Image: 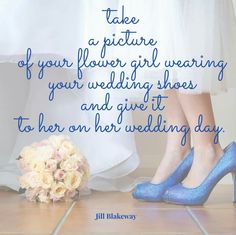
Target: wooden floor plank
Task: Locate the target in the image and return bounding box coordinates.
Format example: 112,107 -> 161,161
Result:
0,190 -> 72,234
0,185 -> 235,235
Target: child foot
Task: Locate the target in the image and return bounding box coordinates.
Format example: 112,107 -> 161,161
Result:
151,147 -> 191,184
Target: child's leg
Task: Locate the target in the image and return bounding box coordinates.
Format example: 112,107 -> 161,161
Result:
151,89 -> 191,183
177,92 -> 223,187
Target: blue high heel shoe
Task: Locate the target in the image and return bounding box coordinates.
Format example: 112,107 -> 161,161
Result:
132,150 -> 194,201
163,142 -> 236,205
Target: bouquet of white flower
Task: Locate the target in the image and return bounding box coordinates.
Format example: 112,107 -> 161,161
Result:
17,135 -> 90,203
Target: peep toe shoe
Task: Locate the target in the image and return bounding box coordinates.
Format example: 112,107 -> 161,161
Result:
132,150 -> 194,201
163,142 -> 236,205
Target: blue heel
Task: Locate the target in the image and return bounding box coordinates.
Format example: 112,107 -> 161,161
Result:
232,172 -> 236,203
163,142 -> 236,205
132,150 -> 194,202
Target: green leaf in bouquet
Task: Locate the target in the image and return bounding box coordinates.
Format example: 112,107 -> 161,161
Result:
16,155 -> 22,160
18,187 -> 26,194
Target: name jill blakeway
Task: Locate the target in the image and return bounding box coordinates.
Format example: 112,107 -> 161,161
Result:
95,212 -> 136,220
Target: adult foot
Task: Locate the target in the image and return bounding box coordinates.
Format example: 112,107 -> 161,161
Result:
182,143 -> 223,188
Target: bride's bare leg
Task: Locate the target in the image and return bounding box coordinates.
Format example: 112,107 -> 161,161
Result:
177,92 -> 223,187
151,90 -> 191,183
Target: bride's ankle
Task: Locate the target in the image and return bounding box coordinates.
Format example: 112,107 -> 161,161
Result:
194,143 -> 223,162
165,145 -> 191,160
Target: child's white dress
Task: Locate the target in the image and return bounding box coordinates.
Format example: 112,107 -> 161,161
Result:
0,0 -> 235,191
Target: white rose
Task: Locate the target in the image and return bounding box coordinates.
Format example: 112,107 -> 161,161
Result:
50,182 -> 66,201
71,153 -> 83,162
38,189 -> 50,203
25,187 -> 40,202
18,158 -> 31,173
19,171 -> 41,189
29,159 -> 45,172
65,190 -> 77,201
58,141 -> 76,157
40,172 -> 54,189
54,169 -> 66,181
35,145 -> 54,161
77,161 -> 90,188
19,174 -> 30,189
45,159 -> 58,172
20,146 -> 37,163
64,171 -> 82,190
48,135 -> 68,149
60,158 -> 78,171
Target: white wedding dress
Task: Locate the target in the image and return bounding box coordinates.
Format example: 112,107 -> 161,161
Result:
0,0 -> 235,192
0,0 -> 141,192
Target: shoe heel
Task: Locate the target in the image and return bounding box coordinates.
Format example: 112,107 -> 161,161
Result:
232,172 -> 236,203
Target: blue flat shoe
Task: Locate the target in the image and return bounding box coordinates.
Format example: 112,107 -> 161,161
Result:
132,149 -> 194,201
163,142 -> 236,205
